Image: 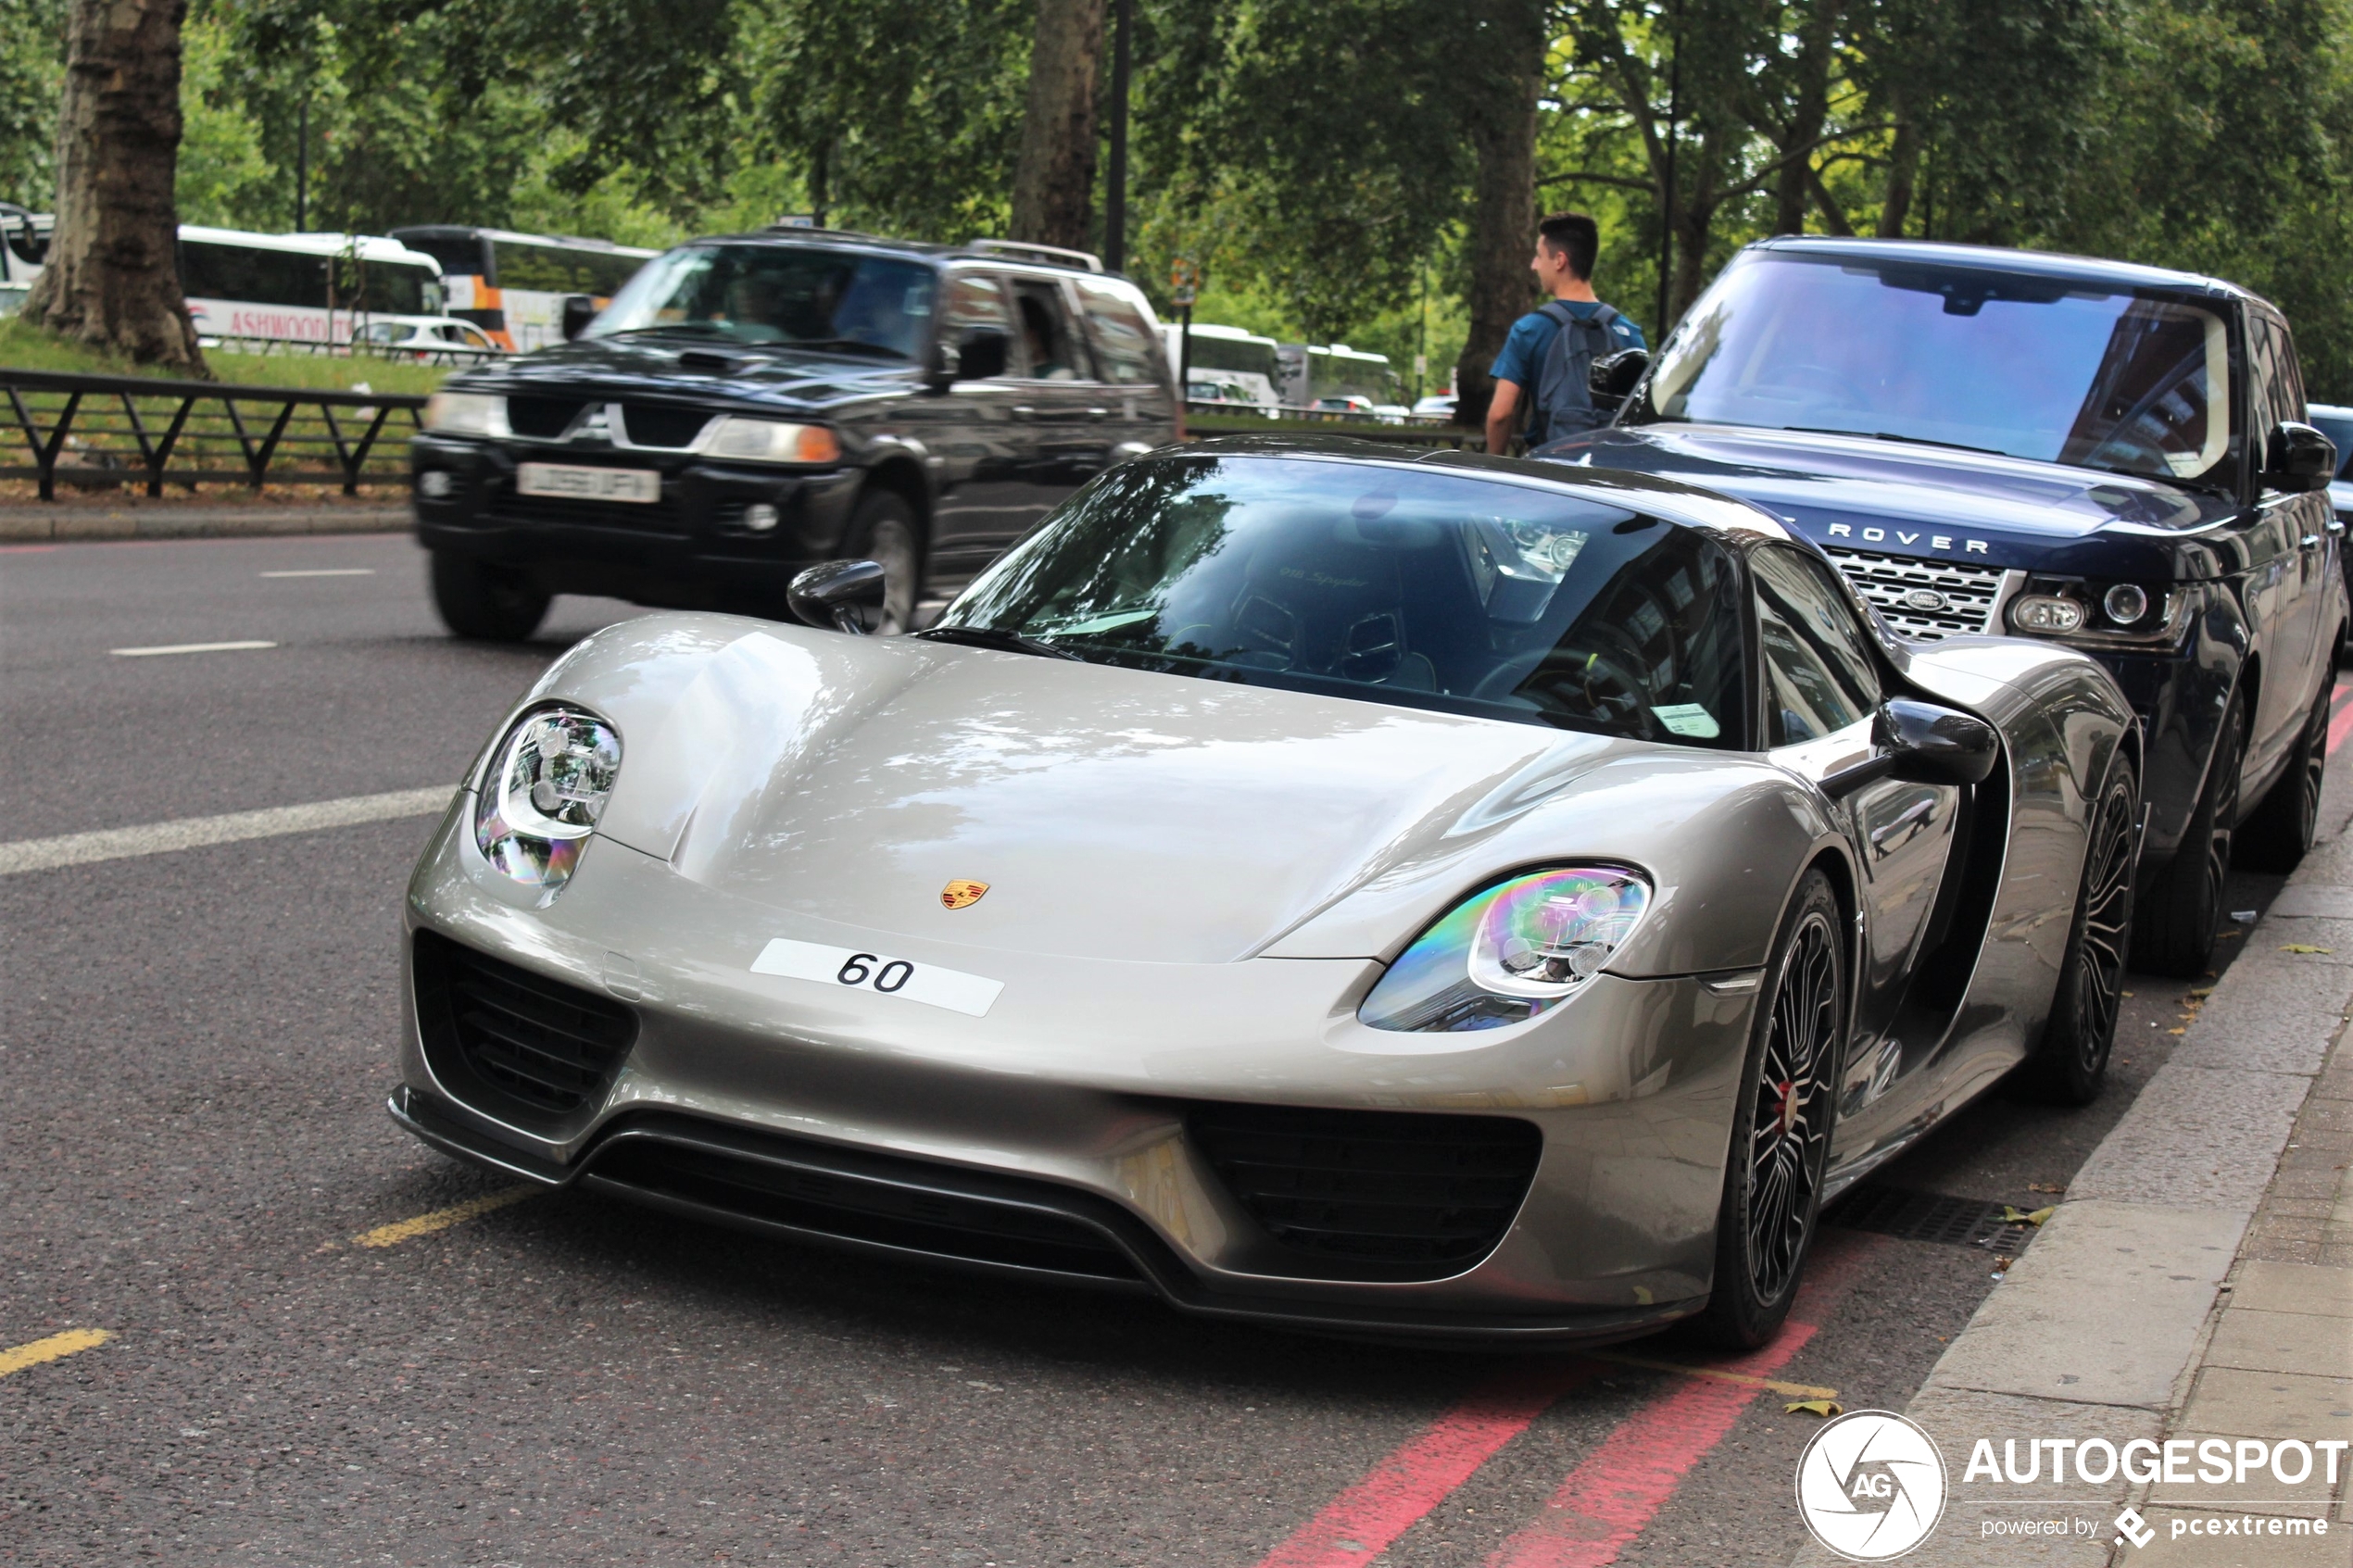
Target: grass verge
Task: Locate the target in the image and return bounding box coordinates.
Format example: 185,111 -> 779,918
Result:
0,317 -> 453,395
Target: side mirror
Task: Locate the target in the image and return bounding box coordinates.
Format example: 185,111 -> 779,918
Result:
1823,698 -> 1998,797
787,558 -> 887,634
2265,421 -> 2337,494
925,336 -> 963,392
560,295 -> 598,341
1588,347 -> 1650,412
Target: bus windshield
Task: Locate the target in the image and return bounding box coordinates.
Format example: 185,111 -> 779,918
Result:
1637,252 -> 2235,487
588,245 -> 935,358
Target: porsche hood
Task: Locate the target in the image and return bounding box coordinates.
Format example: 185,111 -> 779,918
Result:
534,618 -> 1826,972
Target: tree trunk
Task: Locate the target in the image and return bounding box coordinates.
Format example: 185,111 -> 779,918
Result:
1768,1 -> 1837,234
1451,1 -> 1546,433
1878,115 -> 1919,236
1009,0 -> 1107,253
29,0 -> 201,370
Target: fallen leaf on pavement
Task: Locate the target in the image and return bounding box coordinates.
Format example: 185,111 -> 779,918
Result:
2001,1205 -> 2057,1226
1786,1399 -> 1844,1419
2283,945 -> 2334,954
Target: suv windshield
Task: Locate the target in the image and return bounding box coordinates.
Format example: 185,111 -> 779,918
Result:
1636,252 -> 2235,486
935,454 -> 1748,747
587,244 -> 935,358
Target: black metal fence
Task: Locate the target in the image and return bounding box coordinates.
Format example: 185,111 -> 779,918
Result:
1,369 -> 427,500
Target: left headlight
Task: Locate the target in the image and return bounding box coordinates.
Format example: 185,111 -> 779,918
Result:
1359,866 -> 1651,1033
703,416 -> 842,465
472,706 -> 622,895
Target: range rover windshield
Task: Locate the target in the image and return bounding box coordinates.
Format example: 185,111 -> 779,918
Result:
1637,252 -> 2234,486
586,244 -> 934,358
932,455 -> 1748,747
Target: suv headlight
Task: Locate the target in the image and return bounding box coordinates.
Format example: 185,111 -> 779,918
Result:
422,391 -> 510,437
704,417 -> 842,464
2006,577 -> 2186,646
472,706 -> 622,895
1359,867 -> 1651,1033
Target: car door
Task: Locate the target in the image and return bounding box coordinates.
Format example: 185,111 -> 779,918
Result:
2265,313 -> 2335,719
2239,310 -> 2323,779
905,269 -> 1037,590
1754,547 -> 1962,1078
1070,274 -> 1180,461
1005,273 -> 1114,523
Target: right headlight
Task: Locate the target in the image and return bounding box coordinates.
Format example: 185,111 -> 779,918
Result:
472,706 -> 622,896
703,416 -> 841,465
1359,866 -> 1651,1033
422,391 -> 510,437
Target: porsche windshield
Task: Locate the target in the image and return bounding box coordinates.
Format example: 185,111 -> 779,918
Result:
1639,253 -> 2234,485
586,244 -> 934,358
936,455 -> 1749,747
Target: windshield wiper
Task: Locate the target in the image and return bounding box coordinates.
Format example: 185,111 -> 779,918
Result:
1785,426 -> 2008,457
914,625 -> 1082,660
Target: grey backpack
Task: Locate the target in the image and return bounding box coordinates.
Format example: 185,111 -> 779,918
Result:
1530,301 -> 1622,445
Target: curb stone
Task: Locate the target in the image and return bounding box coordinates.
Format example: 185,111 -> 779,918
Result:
1792,786 -> 2353,1567
0,505 -> 409,543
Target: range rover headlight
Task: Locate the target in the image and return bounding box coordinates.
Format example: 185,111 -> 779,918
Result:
472,706 -> 621,894
704,417 -> 842,465
422,391 -> 510,437
1359,867 -> 1651,1033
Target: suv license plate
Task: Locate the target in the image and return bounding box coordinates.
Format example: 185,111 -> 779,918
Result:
516,463 -> 661,505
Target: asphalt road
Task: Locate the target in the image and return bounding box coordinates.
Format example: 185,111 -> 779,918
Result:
0,530 -> 2333,1567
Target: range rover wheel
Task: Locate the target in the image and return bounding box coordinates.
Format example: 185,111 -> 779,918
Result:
2132,684 -> 2243,978
430,551 -> 549,642
2019,753 -> 2138,1104
1695,868 -> 1843,1350
844,490 -> 922,635
2237,678 -> 2334,872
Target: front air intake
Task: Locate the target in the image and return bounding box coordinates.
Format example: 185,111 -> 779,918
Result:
1188,1104 -> 1541,1274
411,931 -> 635,1129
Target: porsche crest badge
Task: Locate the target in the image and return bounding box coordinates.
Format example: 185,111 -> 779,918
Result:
940,879 -> 989,911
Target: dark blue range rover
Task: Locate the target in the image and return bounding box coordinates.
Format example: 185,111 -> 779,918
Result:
1543,237 -> 2346,977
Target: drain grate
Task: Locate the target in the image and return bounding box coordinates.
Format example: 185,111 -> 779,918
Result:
1823,1185 -> 2038,1249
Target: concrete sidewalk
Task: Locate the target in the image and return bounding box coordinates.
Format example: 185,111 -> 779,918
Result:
0,500 -> 407,543
1795,797 -> 2353,1565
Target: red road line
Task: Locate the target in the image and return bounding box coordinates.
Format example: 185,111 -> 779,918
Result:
2330,682 -> 2353,757
1481,1234 -> 1877,1568
1252,1361 -> 1603,1568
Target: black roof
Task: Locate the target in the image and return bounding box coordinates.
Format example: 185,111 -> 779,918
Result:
1747,235 -> 2254,303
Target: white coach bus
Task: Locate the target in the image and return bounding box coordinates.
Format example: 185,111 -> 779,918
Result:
389,226 -> 657,351
178,227 -> 445,345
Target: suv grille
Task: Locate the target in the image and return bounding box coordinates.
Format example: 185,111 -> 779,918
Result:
507,396 -> 587,440
1189,1104 -> 1541,1273
617,404 -> 714,449
412,932 -> 636,1125
1824,547 -> 2007,641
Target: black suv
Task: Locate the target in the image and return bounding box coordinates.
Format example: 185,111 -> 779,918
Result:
409,232 -> 1179,636
1546,237 -> 2347,977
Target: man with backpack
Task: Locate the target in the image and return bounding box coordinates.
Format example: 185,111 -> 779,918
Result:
1483,211 -> 1647,456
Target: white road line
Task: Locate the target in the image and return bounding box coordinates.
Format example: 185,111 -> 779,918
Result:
0,787 -> 457,876
109,640 -> 279,658
261,569 -> 375,579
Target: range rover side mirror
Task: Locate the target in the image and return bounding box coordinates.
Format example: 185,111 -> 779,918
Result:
787,558 -> 887,634
2265,421 -> 2337,494
1822,698 -> 1998,798
560,295 -> 598,341
1588,347 -> 1650,412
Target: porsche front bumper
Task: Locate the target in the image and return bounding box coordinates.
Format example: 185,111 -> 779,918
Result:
394,797 -> 1764,1342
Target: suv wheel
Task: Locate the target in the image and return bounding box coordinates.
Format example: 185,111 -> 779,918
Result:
2018,753 -> 2138,1104
2238,677 -> 2334,872
430,551 -> 549,642
2132,684 -> 2244,978
843,491 -> 923,635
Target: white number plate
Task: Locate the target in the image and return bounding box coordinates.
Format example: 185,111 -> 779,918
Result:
517,462 -> 661,504
751,938 -> 1003,1019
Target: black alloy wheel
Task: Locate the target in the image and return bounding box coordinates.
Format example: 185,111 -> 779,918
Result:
2132,685 -> 2244,978
1697,869 -> 1844,1349
2019,754 -> 2139,1104
2238,677 -> 2335,872
429,550 -> 551,643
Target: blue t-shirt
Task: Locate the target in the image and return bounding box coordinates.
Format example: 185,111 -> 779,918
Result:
1490,301 -> 1646,408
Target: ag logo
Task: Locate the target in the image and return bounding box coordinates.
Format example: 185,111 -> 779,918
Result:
1795,1410 -> 1947,1561
940,879 -> 989,911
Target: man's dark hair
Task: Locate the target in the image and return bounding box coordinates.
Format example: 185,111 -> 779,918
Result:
1538,211 -> 1600,281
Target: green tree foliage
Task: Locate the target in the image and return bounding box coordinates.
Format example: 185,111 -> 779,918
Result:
0,0 -> 67,207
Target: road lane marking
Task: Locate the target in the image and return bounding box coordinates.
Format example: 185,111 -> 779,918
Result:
352,1186 -> 539,1248
1253,1362 -> 1602,1568
109,640 -> 278,658
1583,1348 -> 1839,1400
0,1327 -> 113,1379
261,569 -> 375,578
0,786 -> 456,876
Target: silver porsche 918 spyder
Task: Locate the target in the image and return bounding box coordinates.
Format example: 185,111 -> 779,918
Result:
392,438 -> 2140,1348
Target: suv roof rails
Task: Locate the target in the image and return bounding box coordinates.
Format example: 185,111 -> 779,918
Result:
764,221 -> 879,240
963,238 -> 1103,272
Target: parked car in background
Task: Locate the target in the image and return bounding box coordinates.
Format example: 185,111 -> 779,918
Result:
352,315 -> 503,365
409,231 -> 1178,641
1412,393 -> 1458,420
2304,401 -> 2353,657
0,204 -> 48,316
1541,237 -> 2347,978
